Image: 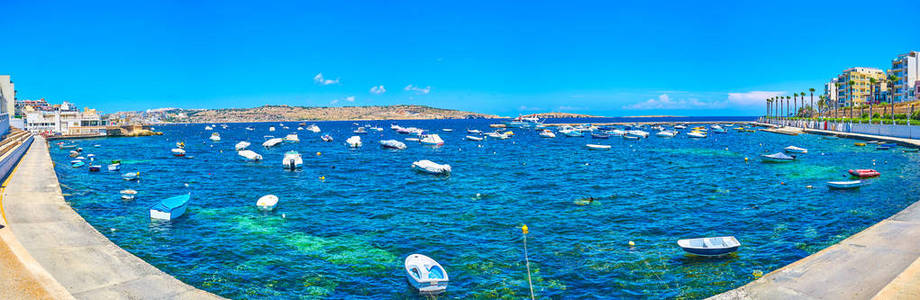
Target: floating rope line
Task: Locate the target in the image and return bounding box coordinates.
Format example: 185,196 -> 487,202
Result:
522,224 -> 535,300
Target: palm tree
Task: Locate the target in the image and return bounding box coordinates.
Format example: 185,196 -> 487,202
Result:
818,95 -> 827,118
793,93 -> 798,118
800,92 -> 807,117
809,88 -> 816,118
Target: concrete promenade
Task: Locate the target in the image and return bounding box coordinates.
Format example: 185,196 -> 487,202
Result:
0,137 -> 221,299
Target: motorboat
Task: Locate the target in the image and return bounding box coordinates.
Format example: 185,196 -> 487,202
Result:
411,160 -> 451,175
245,126 -> 255,131
150,193 -> 191,221
761,152 -> 796,163
209,132 -> 221,141
269,126 -> 276,132
256,194 -> 278,211
380,139 -> 407,150
284,134 -> 300,142
677,236 -> 741,256
848,169 -> 880,178
420,134 -> 445,146
623,135 -> 640,140
441,128 -> 453,132
122,172 -> 140,181
560,130 -> 583,137
321,134 -> 333,142
370,126 -> 383,131
539,130 -> 556,138
656,131 -> 677,137
346,136 -> 362,147
204,125 -> 213,130
235,141 -> 251,151
69,150 -> 79,157
282,151 -> 303,169
828,180 -> 865,189
591,133 -> 610,139
608,129 -> 627,136
120,189 -> 137,200
262,138 -> 283,148
88,165 -> 101,172
171,148 -> 186,157
107,164 -> 120,171
465,135 -> 484,141
297,127 -> 304,131
674,124 -> 687,129
627,130 -> 649,138
688,131 -> 707,138
586,144 -> 611,150
467,129 -> 481,134
354,127 -> 368,134
391,124 -> 402,130
406,137 -> 421,142
784,146 -> 808,154
405,254 -> 449,295
238,150 -> 263,161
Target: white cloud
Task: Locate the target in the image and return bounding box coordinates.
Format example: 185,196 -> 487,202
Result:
313,73 -> 340,85
345,96 -> 355,102
405,84 -> 431,95
330,99 -> 339,104
624,91 -> 784,110
518,105 -> 543,111
558,106 -> 583,111
369,85 -> 386,94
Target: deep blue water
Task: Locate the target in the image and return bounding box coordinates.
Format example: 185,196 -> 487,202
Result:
51,118 -> 920,299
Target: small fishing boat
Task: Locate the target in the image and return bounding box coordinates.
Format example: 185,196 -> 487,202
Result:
467,129 -> 481,134
441,128 -> 453,132
171,148 -> 186,157
238,150 -> 263,161
784,146 -> 808,154
591,133 -> 610,139
284,134 -> 300,142
122,172 -> 140,181
71,161 -> 85,168
321,134 -> 333,142
411,160 -> 451,175
256,194 -> 278,211
176,141 -> 185,149
761,152 -> 796,163
209,132 -> 221,141
828,180 -> 864,189
262,138 -> 283,148
586,144 -> 611,150
465,135 -> 484,141
420,134 -> 445,146
108,164 -> 120,171
848,169 -> 880,178
380,139 -> 407,150
282,151 -> 303,169
656,131 -> 677,137
235,141 -> 251,150
687,131 -> 707,138
346,136 -> 362,147
120,189 -> 137,200
88,165 -> 101,172
405,254 -> 449,295
150,193 -> 191,221
677,236 -> 741,256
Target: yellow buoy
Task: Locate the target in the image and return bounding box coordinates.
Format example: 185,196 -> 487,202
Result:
744,157 -> 749,162
752,270 -> 764,278
316,152 -> 322,156
521,224 -> 529,235
319,176 -> 325,181
854,142 -> 866,146
628,241 -> 635,247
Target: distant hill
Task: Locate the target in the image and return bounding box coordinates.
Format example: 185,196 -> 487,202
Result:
521,112 -> 605,119
136,105 -> 501,123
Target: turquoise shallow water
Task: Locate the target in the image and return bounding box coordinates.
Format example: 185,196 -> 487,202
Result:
52,119 -> 920,298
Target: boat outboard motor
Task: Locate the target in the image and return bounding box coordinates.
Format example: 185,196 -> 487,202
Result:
289,160 -> 295,170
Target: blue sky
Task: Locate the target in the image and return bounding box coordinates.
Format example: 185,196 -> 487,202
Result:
2,0 -> 918,116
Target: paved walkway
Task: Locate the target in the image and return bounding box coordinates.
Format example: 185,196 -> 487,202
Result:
1,137 -> 221,299
802,127 -> 920,147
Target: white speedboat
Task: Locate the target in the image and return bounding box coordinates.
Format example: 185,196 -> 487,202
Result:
405,254 -> 449,295
262,138 -> 283,148
420,134 -> 445,146
441,128 -> 453,132
561,130 -> 583,137
784,146 -> 808,154
209,132 -> 221,141
467,129 -> 481,134
282,151 -> 303,169
687,131 -> 707,138
465,135 -> 484,141
238,150 -> 263,161
354,127 -> 368,134
827,180 -> 864,189
411,160 -> 451,175
306,124 -> 321,133
346,136 -> 362,147
380,139 -> 407,150
539,130 -> 556,138
171,148 -> 186,157
284,134 -> 300,142
627,130 -> 649,138
256,194 -> 278,211
656,131 -> 677,137
150,193 -> 190,221
674,124 -> 687,129
761,152 -> 796,163
586,144 -> 611,150
120,189 -> 137,200
122,172 -> 140,181
235,141 -> 251,151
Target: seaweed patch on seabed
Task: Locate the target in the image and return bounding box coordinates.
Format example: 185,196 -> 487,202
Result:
457,255 -> 567,298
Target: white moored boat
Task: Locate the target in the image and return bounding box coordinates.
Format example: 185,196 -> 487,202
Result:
209,132 -> 221,141
467,129 -> 481,134
238,150 -> 263,161
586,144 -> 611,150
235,141 -> 251,150
120,189 -> 137,200
256,194 -> 278,211
171,148 -> 186,157
149,193 -> 191,221
761,152 -> 796,163
411,160 -> 451,175
306,124 -> 321,133
827,180 -> 864,189
405,254 -> 449,295
784,146 -> 808,154
269,126 -> 276,132
656,131 -> 677,137
346,136 -> 362,148
284,134 -> 300,142
539,130 -> 556,138
380,140 -> 407,150
627,130 -> 649,138
262,138 -> 283,148
420,134 -> 445,146
688,131 -> 707,138
282,151 -> 303,169
465,135 -> 483,141
677,236 -> 741,256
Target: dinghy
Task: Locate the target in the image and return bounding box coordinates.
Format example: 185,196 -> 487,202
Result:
71,161 -> 85,168
256,194 -> 278,211
761,152 -> 796,163
346,136 -> 362,147
284,134 -> 300,142
120,189 -> 137,200
235,141 -> 251,150
591,133 -> 610,139
677,236 -> 741,256
586,144 -> 611,150
441,128 -> 453,132
848,169 -> 880,178
262,138 -> 283,148
107,164 -> 120,171
282,151 -> 303,170
238,150 -> 263,161
420,134 -> 445,146
150,193 -> 191,221
539,130 -> 556,138
827,180 -> 864,189
467,129 -> 481,134
405,254 -> 449,295
209,132 -> 221,141
465,135 -> 484,141
122,172 -> 140,181
171,148 -> 186,157
411,160 -> 451,175
784,146 -> 808,154
380,139 -> 407,150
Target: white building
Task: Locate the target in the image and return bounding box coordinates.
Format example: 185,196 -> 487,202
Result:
891,51 -> 919,102
23,107 -> 105,136
0,75 -> 14,117
824,78 -> 838,105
